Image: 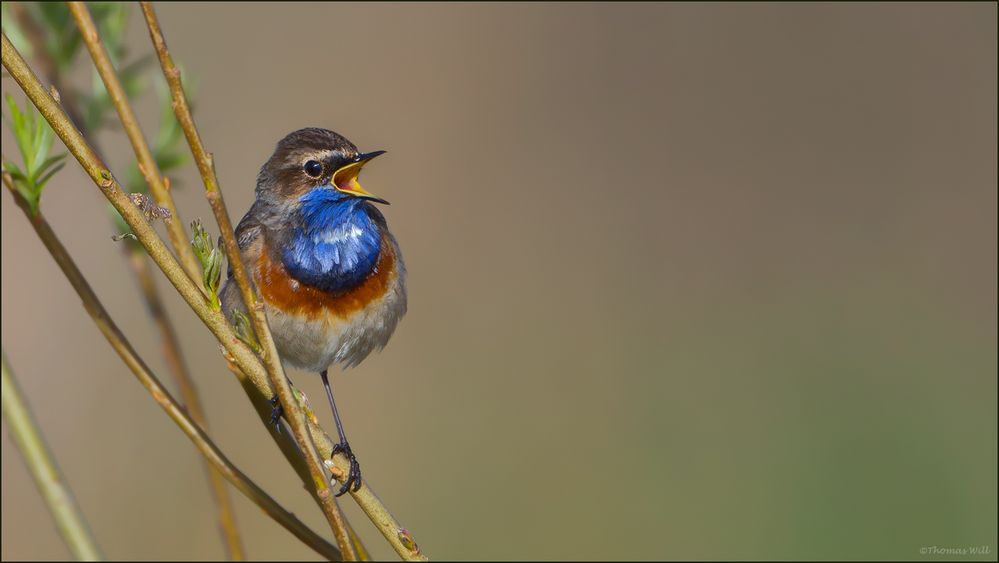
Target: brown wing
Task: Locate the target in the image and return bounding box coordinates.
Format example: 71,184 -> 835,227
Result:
220,200 -> 267,320
226,200 -> 265,279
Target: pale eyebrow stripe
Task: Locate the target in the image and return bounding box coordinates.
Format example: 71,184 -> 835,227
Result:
291,149 -> 335,167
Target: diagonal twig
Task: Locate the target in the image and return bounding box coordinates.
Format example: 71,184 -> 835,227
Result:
124,249 -> 246,560
12,4 -> 242,556
2,28 -> 425,562
1,350 -> 104,561
64,3 -> 245,558
138,2 -> 360,559
1,158 -> 342,562
65,1 -> 202,286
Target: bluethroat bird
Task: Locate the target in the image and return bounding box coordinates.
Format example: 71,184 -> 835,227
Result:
220,128 -> 407,496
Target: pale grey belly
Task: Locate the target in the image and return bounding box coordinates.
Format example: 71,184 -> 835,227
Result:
265,271 -> 407,372
220,236 -> 407,373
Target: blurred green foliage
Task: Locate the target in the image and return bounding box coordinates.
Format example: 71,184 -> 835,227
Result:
2,94 -> 66,215
1,2 -> 194,232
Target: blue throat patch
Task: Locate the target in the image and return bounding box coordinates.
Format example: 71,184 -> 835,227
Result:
282,187 -> 383,293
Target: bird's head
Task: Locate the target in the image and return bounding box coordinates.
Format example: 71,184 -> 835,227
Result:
256,127 -> 388,209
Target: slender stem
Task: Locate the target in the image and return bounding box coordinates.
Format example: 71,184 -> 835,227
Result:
65,3 -> 245,558
8,2 -> 86,131
222,362 -> 371,562
138,3 -> 358,559
3,29 -> 265,441
347,522 -> 372,562
1,351 -> 104,561
0,165 -> 342,562
124,249 -> 246,560
66,1 -> 203,287
309,413 -> 428,561
10,10 -> 242,555
2,30 -> 425,562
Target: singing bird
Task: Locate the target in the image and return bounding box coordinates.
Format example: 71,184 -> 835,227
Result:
220,128 -> 407,495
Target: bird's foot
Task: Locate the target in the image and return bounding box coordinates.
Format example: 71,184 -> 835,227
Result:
331,441 -> 362,496
268,395 -> 283,428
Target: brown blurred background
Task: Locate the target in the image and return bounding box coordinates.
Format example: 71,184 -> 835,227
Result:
2,2 -> 996,560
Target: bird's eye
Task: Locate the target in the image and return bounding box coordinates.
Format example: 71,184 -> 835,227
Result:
304,160 -> 323,178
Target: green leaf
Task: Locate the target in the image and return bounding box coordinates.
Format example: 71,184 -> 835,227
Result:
35,161 -> 66,191
17,184 -> 41,215
191,219 -> 213,265
3,161 -> 25,180
232,311 -> 260,352
204,248 -> 222,297
32,116 -> 52,172
2,96 -> 66,214
5,93 -> 23,125
189,220 -> 223,309
5,95 -> 31,165
37,153 -> 67,173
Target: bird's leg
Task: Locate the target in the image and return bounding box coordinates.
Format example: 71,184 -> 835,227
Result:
268,394 -> 284,428
321,369 -> 361,496
268,374 -> 302,432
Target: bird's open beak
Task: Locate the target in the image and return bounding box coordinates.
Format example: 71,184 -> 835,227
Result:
332,150 -> 389,204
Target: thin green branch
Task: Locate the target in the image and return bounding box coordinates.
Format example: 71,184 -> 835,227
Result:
0,159 -> 341,562
1,351 -> 104,561
139,5 -> 426,558
7,2 -> 86,131
64,3 -> 244,558
2,29 -> 265,437
3,27 -> 425,562
124,249 -> 246,560
66,1 -> 202,287
219,361 -> 372,562
4,11 -> 239,556
138,2 -> 358,558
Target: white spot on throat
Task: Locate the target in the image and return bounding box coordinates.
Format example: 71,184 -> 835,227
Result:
313,224 -> 365,245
